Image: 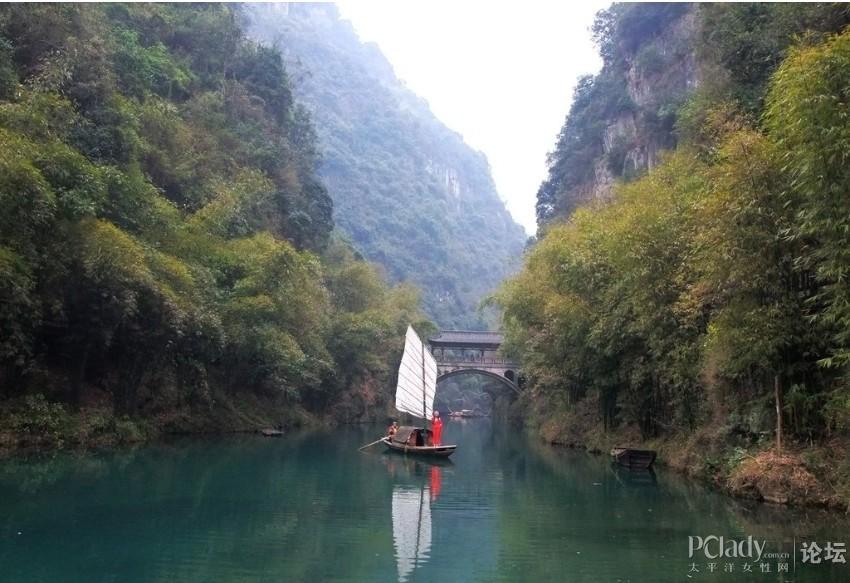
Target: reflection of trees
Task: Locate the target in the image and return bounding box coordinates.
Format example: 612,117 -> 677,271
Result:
0,433 -> 398,582
4,426 -> 847,582
0,450 -> 111,496
434,375 -> 495,415
493,441 -> 850,582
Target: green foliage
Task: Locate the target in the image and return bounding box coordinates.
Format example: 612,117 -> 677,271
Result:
0,247 -> 37,366
321,238 -> 434,414
593,3 -> 691,67
502,85 -> 843,439
112,27 -> 194,100
523,3 -> 850,445
8,394 -> 68,441
0,37 -> 16,100
767,30 -> 850,368
0,4 -> 431,425
113,416 -> 144,442
699,3 -> 850,114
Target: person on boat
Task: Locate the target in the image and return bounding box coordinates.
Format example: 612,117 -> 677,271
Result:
431,411 -> 443,446
387,421 -> 399,438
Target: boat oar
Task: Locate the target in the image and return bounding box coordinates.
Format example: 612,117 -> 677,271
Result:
358,437 -> 387,451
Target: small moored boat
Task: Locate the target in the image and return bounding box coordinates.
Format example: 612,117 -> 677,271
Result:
610,447 -> 656,469
448,409 -> 482,418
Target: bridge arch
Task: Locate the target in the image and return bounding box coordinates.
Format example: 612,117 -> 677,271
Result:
428,330 -> 521,396
436,368 -> 519,394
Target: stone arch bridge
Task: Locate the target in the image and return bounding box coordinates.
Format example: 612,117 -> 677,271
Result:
428,330 -> 520,394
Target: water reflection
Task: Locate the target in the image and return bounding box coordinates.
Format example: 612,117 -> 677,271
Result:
0,422 -> 847,582
382,452 -> 446,581
609,464 -> 658,488
392,485 -> 431,581
430,465 -> 442,501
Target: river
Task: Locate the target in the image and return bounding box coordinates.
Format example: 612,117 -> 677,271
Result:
0,419 -> 847,582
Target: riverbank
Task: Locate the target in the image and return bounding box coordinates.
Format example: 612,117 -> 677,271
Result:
0,391 -> 323,455
0,376 -> 399,455
514,392 -> 850,513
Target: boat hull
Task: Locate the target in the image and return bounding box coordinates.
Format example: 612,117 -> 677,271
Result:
611,447 -> 656,469
383,437 -> 456,457
448,409 -> 484,418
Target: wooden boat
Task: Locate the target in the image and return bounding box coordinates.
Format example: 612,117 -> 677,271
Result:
448,409 -> 482,418
385,326 -> 457,458
610,447 -> 656,469
383,426 -> 456,457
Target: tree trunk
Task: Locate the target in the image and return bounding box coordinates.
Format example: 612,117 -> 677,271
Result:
774,374 -> 783,452
72,341 -> 92,405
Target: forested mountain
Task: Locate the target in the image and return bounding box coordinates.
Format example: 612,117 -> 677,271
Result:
246,3 -> 527,329
501,3 -> 850,508
0,4 -> 432,447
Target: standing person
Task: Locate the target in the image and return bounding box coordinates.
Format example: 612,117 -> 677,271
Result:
431,411 -> 443,446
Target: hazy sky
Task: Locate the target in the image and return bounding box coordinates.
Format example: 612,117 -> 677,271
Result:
335,0 -> 609,234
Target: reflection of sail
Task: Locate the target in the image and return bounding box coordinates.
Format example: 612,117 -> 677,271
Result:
392,485 -> 432,582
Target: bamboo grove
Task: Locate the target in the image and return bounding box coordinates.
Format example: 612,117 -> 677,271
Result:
499,10 -> 850,447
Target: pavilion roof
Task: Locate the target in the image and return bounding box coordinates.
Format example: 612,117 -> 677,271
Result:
428,330 -> 504,346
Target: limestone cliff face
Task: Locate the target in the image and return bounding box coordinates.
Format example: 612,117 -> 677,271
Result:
585,8 -> 700,204
539,5 -> 701,222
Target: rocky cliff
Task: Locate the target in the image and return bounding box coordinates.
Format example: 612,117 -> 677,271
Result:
537,4 -> 699,222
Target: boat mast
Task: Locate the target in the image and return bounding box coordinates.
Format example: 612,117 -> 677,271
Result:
420,337 -> 428,429
414,483 -> 426,575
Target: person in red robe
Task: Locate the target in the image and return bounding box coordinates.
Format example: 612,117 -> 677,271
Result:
431,411 -> 443,445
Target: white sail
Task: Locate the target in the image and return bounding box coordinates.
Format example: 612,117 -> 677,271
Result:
395,325 -> 437,420
392,485 -> 432,582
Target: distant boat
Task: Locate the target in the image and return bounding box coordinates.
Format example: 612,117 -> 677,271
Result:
383,326 -> 457,458
448,409 -> 483,418
610,447 -> 656,469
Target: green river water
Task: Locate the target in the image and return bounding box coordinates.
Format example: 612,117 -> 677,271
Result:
0,419 -> 848,582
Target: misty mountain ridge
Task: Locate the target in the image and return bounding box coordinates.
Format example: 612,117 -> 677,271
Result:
247,2 -> 527,329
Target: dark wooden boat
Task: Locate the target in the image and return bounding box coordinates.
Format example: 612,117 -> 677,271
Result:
383,426 -> 456,458
448,409 -> 483,418
610,447 -> 656,469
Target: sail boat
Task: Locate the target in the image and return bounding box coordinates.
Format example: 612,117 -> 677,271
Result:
383,326 -> 457,457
